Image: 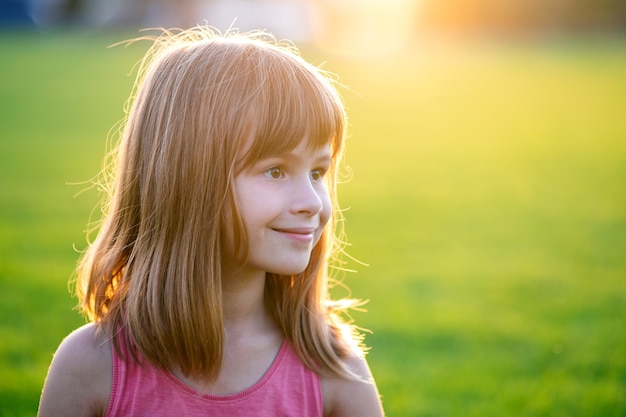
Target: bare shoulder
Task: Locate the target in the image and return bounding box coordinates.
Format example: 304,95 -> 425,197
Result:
38,323 -> 112,417
322,355 -> 385,417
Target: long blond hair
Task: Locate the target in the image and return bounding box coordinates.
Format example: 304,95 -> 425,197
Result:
76,27 -> 362,384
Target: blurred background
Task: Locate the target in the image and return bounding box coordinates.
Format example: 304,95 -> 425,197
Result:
1,1 -> 625,416
2,0 -> 626,50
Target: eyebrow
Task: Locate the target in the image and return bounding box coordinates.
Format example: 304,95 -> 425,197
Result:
238,145 -> 333,174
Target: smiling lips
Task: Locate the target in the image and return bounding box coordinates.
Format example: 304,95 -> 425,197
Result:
272,227 -> 317,242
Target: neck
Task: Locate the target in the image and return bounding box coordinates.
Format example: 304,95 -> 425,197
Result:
221,268 -> 274,339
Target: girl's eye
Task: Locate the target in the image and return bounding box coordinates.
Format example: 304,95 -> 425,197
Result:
310,169 -> 326,182
264,167 -> 283,179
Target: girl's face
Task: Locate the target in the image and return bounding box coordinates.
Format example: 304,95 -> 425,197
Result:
233,141 -> 332,277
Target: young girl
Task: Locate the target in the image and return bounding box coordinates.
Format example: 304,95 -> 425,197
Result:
38,27 -> 384,417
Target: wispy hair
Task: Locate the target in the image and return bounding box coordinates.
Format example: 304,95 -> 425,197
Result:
76,26 -> 364,385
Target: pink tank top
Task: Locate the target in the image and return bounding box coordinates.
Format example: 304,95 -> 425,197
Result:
106,336 -> 323,416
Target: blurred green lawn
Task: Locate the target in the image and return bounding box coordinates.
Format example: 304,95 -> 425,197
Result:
1,31 -> 625,416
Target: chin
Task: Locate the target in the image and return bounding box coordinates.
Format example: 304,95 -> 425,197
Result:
270,261 -> 311,276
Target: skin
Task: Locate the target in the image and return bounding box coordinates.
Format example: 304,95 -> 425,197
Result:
38,143 -> 384,417
233,142 -> 333,277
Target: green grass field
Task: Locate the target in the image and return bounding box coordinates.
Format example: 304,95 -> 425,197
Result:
1,30 -> 625,416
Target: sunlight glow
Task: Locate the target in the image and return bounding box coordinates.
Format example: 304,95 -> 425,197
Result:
310,0 -> 419,56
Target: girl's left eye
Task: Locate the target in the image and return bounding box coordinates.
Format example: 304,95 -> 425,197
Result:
310,169 -> 326,182
264,167 -> 284,179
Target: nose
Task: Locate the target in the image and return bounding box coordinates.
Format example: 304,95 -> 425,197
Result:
290,177 -> 324,215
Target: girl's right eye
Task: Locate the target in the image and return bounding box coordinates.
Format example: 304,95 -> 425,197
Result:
264,167 -> 283,179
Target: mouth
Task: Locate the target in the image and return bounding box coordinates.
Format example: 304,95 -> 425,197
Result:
271,227 -> 317,242
273,227 -> 316,234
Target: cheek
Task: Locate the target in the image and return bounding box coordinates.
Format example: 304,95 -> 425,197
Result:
232,177 -> 261,227
319,190 -> 332,227
313,191 -> 333,249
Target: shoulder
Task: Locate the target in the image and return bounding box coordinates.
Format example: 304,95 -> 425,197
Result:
321,355 -> 384,417
38,323 -> 112,417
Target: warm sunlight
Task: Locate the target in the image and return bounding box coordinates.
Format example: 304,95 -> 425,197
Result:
309,0 -> 419,56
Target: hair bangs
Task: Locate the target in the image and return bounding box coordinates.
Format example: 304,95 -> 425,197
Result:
237,52 -> 346,171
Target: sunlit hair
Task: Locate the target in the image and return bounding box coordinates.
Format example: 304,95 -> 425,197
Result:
75,26 -> 364,385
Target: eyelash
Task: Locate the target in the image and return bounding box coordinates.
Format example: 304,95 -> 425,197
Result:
310,168 -> 326,182
265,167 -> 283,179
263,167 -> 327,182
